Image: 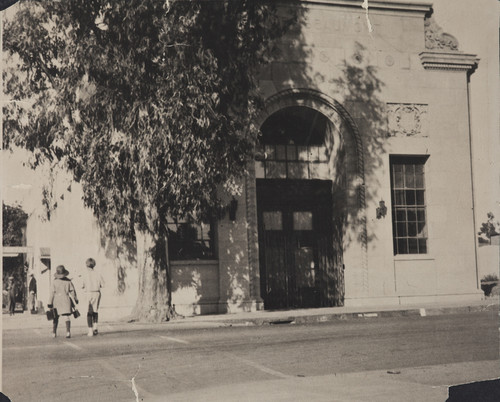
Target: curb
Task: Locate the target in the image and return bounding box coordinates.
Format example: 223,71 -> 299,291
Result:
211,303 -> 499,327
3,301 -> 498,331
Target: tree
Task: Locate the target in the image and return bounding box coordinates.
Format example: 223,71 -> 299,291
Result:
477,212 -> 500,245
2,203 -> 28,246
3,0 -> 296,321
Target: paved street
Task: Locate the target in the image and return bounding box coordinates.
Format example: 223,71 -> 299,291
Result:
2,310 -> 499,401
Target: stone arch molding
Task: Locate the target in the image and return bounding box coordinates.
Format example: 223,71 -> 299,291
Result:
254,88 -> 369,293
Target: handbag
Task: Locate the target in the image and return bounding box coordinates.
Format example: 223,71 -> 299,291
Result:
70,297 -> 80,318
46,309 -> 54,321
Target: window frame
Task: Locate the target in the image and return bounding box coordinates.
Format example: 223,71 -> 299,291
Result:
166,217 -> 217,261
390,155 -> 429,256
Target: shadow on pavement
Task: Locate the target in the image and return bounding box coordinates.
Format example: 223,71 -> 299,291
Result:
447,379 -> 500,402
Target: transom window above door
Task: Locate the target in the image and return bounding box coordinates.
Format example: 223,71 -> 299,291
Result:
260,106 -> 328,145
256,106 -> 332,180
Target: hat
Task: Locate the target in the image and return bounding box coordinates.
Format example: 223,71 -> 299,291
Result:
54,265 -> 69,279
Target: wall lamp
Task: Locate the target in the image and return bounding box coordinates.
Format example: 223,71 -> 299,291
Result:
376,200 -> 387,219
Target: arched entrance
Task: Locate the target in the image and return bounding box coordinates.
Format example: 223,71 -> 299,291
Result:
254,89 -> 366,310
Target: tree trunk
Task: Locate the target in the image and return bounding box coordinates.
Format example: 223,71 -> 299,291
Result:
130,228 -> 172,322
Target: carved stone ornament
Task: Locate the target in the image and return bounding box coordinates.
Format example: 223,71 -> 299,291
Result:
387,103 -> 429,138
424,17 -> 459,51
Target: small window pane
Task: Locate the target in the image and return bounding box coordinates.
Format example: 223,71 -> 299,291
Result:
406,171 -> 415,187
408,222 -> 417,237
395,208 -> 406,221
308,147 -> 319,162
416,190 -> 425,205
288,163 -> 309,179
394,171 -> 404,188
417,222 -> 426,237
255,161 -> 265,178
396,222 -> 407,236
297,146 -> 308,161
266,162 -> 287,179
407,209 -> 417,222
287,145 -> 297,161
265,145 -> 275,160
417,208 -> 425,222
406,190 -> 416,205
397,238 -> 408,254
418,239 -> 427,253
293,211 -> 313,231
408,239 -> 418,253
276,145 -> 286,160
415,172 -> 424,188
263,211 -> 282,231
395,190 -> 405,205
414,164 -> 424,175
393,164 -> 403,174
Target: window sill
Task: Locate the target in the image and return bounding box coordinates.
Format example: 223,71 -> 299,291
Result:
170,260 -> 218,266
393,254 -> 434,262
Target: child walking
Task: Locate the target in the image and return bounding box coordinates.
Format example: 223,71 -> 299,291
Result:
82,258 -> 104,337
48,265 -> 78,338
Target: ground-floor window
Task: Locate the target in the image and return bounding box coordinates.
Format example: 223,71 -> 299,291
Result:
390,155 -> 429,255
167,218 -> 216,260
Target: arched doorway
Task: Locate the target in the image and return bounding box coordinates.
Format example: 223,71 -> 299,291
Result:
256,106 -> 342,309
254,90 -> 366,310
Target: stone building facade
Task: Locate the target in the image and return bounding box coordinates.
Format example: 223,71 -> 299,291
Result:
25,0 -> 484,319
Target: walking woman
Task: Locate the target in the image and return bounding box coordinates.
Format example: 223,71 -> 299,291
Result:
48,265 -> 78,338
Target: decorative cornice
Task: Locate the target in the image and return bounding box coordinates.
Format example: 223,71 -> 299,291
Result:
419,51 -> 479,72
424,17 -> 459,51
297,0 -> 432,13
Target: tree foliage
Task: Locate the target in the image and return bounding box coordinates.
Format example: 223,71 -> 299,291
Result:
4,0 -> 294,236
2,203 -> 28,246
478,212 -> 500,244
3,0 -> 296,320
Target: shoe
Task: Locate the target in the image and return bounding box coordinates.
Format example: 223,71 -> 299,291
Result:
66,332 -> 71,339
52,333 -> 57,338
93,329 -> 98,336
87,329 -> 94,337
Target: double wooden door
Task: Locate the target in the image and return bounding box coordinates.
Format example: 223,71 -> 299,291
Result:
257,179 -> 340,310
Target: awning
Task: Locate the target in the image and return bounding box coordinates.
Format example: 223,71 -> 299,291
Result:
40,247 -> 51,258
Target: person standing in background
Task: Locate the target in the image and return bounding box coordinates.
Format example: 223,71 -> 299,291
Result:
6,276 -> 17,315
82,258 -> 104,337
28,274 -> 37,313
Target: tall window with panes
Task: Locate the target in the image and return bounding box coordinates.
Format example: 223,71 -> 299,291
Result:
390,156 -> 428,255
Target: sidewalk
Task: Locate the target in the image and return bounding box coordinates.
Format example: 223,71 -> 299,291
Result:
3,296 -> 498,332
152,361 -> 500,402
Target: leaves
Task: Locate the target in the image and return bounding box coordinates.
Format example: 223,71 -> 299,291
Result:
3,0 -> 296,241
478,212 -> 500,243
2,204 -> 28,246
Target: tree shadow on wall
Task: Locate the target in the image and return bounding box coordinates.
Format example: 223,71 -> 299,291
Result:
254,1 -> 389,308
331,42 -> 389,246
100,233 -> 137,296
269,8 -> 389,245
